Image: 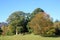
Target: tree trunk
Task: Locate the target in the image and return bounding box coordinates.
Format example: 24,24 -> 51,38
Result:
16,29 -> 18,35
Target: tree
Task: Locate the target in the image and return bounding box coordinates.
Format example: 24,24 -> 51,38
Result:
1,25 -> 8,35
31,8 -> 44,19
54,20 -> 60,36
7,11 -> 28,35
32,8 -> 44,15
28,12 -> 53,35
26,8 -> 44,33
26,13 -> 31,21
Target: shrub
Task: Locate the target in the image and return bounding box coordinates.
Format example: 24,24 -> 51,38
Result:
41,27 -> 55,37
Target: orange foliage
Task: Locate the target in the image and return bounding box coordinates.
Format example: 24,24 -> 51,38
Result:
29,12 -> 53,34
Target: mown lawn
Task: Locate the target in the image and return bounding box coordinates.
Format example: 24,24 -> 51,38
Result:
0,34 -> 60,40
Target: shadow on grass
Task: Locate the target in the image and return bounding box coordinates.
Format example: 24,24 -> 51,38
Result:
41,35 -> 60,38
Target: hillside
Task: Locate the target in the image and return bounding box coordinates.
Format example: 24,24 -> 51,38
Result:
0,34 -> 60,40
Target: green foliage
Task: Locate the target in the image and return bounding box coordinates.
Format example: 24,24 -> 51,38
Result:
27,25 -> 33,33
6,8 -> 45,35
7,11 -> 25,23
5,30 -> 14,36
7,11 -> 29,35
7,11 -> 25,34
32,8 -> 44,14
41,27 -> 55,37
1,8 -> 60,37
31,8 -> 44,19
8,25 -> 16,35
54,20 -> 60,36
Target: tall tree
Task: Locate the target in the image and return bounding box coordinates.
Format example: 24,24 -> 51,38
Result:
7,11 -> 28,35
28,12 -> 53,34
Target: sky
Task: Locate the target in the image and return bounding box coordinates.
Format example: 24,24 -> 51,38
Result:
0,0 -> 60,22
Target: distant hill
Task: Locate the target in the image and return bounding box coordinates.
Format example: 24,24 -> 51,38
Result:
0,22 -> 8,28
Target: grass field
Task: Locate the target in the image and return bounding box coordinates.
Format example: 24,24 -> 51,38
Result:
0,34 -> 60,40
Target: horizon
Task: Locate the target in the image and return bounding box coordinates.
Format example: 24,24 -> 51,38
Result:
0,0 -> 60,22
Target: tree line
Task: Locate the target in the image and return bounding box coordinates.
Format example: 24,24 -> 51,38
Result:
0,8 -> 60,37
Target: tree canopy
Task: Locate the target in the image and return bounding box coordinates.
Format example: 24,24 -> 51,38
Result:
28,12 -> 53,34
7,11 -> 28,35
31,8 -> 44,19
0,8 -> 60,37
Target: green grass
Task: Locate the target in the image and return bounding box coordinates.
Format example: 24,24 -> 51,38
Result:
0,34 -> 60,40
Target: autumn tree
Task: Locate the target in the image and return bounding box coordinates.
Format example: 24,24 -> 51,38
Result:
28,12 -> 53,35
27,8 -> 45,33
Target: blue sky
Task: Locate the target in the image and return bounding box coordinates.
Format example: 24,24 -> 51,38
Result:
0,0 -> 60,22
